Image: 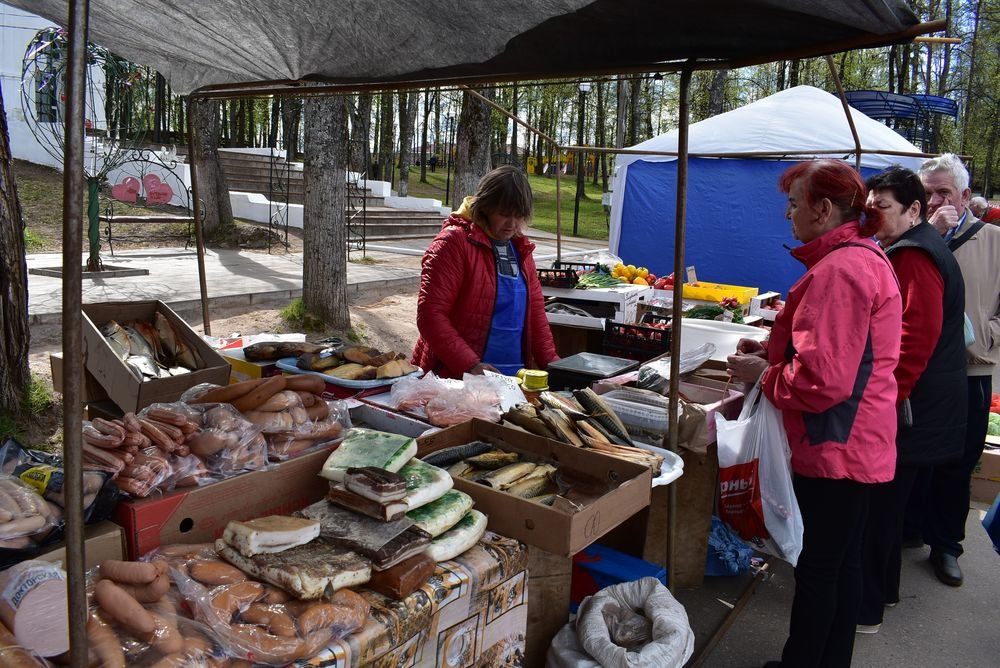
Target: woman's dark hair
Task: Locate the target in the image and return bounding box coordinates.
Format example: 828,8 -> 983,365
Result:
778,159 -> 884,237
468,165 -> 533,225
865,166 -> 927,223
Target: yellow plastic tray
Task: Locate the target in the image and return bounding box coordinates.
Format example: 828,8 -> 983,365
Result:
682,282 -> 759,304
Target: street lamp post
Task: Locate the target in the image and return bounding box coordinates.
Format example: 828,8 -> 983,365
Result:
573,82 -> 591,237
444,114 -> 455,207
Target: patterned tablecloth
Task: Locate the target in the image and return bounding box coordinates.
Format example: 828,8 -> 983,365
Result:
298,531 -> 529,667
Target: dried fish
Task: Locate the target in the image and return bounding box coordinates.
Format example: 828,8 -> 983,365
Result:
99,320 -> 130,361
539,392 -> 588,419
465,450 -> 520,470
154,311 -> 178,360
506,471 -> 558,499
447,461 -> 475,479
476,462 -> 537,488
502,404 -> 557,439
537,406 -> 586,447
421,440 -> 494,468
574,388 -> 633,445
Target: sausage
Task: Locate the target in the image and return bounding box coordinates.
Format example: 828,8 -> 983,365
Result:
146,419 -> 185,443
122,412 -> 143,433
242,410 -> 294,432
117,571 -> 171,603
148,598 -> 184,654
94,579 -> 157,638
202,406 -> 238,430
210,581 -> 264,621
189,561 -> 247,586
145,406 -> 194,427
295,589 -> 369,636
0,515 -> 47,539
100,559 -> 158,585
288,406 -> 309,425
82,443 -> 126,474
282,374 -> 326,394
189,378 -> 267,405
92,417 -> 126,438
295,391 -> 318,407
122,431 -> 151,448
240,602 -> 298,637
186,431 -> 238,458
260,585 -> 290,604
304,400 -> 330,422
86,611 -> 126,668
256,390 -> 303,412
82,424 -> 124,449
231,376 -> 287,413
228,623 -> 305,664
138,418 -> 179,453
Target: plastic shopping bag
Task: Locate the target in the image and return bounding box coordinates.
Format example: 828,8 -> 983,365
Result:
715,380 -> 803,565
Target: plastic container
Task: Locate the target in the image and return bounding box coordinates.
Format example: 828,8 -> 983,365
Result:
537,267 -> 579,288
682,282 -> 759,304
601,388 -> 670,445
603,320 -> 671,362
546,353 -> 638,391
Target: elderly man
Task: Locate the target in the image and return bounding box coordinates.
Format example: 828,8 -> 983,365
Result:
915,154 -> 1000,586
970,196 -> 1000,224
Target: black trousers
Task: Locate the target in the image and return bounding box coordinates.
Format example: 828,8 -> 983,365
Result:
780,475 -> 871,668
859,465 -> 919,625
923,375 -> 990,557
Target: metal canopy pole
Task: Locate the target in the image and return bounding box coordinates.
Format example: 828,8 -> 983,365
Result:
664,65 -> 693,594
62,0 -> 90,663
826,55 -> 863,171
186,97 -> 212,335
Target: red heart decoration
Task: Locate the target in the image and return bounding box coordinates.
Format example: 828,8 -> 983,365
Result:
111,176 -> 140,203
146,181 -> 174,205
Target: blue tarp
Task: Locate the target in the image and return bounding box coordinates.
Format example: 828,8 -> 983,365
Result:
616,158 -> 881,295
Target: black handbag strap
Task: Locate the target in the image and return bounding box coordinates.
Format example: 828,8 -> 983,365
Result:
948,220 -> 985,252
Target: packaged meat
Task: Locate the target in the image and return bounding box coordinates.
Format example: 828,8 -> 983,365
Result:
319,429 -> 417,482
222,516 -> 321,557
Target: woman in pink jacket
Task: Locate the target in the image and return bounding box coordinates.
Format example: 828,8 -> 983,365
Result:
411,166 -> 558,379
727,160 -> 902,668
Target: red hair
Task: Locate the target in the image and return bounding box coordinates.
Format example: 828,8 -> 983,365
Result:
778,160 -> 884,237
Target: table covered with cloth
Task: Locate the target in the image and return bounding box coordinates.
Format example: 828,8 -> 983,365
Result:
296,531 -> 528,667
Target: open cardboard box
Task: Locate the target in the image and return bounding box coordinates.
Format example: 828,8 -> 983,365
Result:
417,419 -> 652,556
82,300 -> 231,412
36,520 -> 125,569
112,445 -> 334,559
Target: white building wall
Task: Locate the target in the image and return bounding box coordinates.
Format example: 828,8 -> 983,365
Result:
1,5 -> 64,169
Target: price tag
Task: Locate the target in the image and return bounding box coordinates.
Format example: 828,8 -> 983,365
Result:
685,266 -> 698,283
481,371 -> 527,410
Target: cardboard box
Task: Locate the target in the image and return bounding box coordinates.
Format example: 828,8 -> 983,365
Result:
36,520 -> 125,569
543,284 -> 651,329
50,352 -> 109,403
221,350 -> 282,383
417,420 -> 652,556
82,300 -> 231,412
972,447 -> 1000,504
749,291 -> 783,322
112,446 -> 334,559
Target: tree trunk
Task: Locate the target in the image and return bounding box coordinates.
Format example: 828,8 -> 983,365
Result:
0,88 -> 29,414
454,88 -> 494,206
959,0 -> 983,156
511,83 -> 519,167
154,73 -> 167,143
268,99 -> 280,148
595,81 -> 607,191
190,99 -> 233,235
281,99 -> 301,160
789,59 -> 800,87
708,69 -> 728,117
397,92 -> 418,196
349,93 -> 372,175
628,77 -> 642,145
420,90 -> 432,183
302,95 -> 351,330
377,93 -> 394,184
615,75 -> 629,149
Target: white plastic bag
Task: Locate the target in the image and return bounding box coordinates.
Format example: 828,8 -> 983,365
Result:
546,577 -> 694,668
714,380 -> 803,565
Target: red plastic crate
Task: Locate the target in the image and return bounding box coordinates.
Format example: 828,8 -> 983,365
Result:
602,320 -> 672,362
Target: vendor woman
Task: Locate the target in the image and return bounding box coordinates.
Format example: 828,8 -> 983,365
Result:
411,165 -> 559,379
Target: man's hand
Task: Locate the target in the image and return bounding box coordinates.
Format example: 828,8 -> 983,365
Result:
736,337 -> 767,358
726,352 -> 768,383
928,205 -> 960,235
468,362 -> 500,375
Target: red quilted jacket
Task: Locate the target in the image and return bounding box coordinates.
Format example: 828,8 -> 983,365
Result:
410,213 -> 559,379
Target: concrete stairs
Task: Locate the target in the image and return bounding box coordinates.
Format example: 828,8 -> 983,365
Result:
218,150 -> 442,239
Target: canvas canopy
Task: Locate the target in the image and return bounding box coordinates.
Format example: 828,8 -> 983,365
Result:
11,0 -> 932,95
609,85 -> 925,295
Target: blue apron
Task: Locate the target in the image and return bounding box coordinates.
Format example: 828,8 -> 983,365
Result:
482,243 -> 527,376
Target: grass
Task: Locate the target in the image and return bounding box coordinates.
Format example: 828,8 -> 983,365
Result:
0,374 -> 56,443
279,298 -> 327,332
395,166 -> 610,240
23,229 -> 45,252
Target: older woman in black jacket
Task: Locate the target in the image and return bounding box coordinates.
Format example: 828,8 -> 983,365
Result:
857,166 -> 967,633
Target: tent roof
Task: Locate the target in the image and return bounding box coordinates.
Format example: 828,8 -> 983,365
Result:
9,0 -> 937,95
615,85 -> 926,172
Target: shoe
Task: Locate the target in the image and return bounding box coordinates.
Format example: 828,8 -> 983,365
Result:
901,536 -> 925,549
929,550 -> 963,586
856,623 -> 881,634
885,602 -> 898,608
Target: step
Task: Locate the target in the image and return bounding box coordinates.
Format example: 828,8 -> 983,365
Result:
347,220 -> 442,237
221,164 -> 303,179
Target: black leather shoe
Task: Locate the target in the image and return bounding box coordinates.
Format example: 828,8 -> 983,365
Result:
929,550 -> 963,586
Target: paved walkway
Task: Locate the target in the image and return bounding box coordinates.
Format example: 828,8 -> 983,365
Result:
25,228 -> 608,325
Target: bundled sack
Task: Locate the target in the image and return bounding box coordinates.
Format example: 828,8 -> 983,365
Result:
704,515 -> 753,577
547,576 -> 694,668
714,380 -> 803,565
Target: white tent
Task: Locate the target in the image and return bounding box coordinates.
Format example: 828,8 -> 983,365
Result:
609,85 -> 925,293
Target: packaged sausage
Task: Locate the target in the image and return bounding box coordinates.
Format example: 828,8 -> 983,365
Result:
178,402 -> 268,477
263,399 -> 351,460
0,560 -> 69,657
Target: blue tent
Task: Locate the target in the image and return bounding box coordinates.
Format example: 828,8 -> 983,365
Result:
609,86 -> 925,295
